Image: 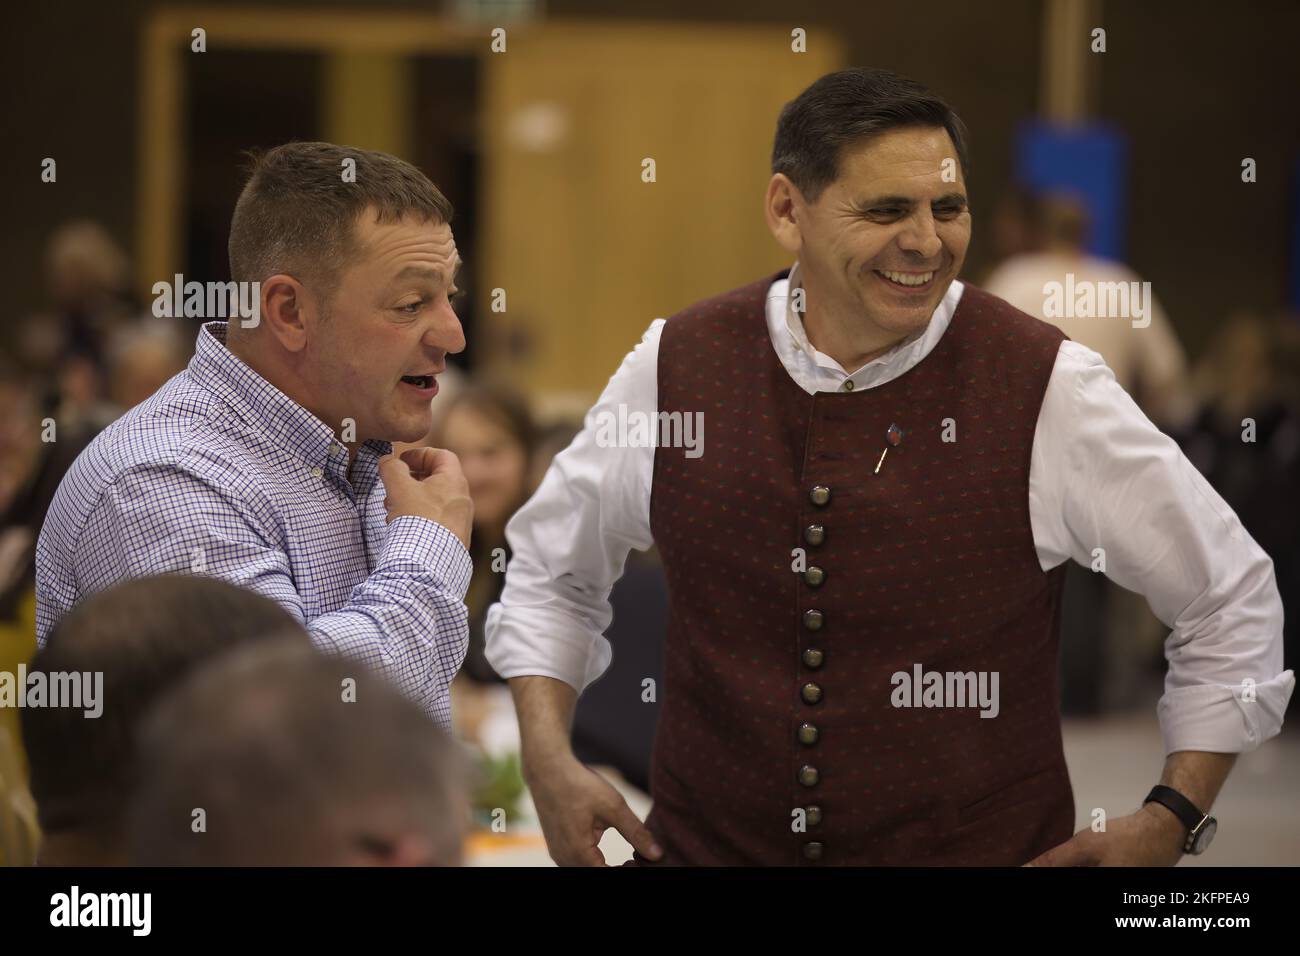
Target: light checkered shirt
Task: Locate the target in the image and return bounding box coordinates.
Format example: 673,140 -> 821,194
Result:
35,321 -> 471,728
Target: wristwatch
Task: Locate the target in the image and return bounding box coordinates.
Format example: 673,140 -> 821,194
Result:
1143,785 -> 1217,855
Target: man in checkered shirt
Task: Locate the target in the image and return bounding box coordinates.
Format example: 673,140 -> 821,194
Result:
35,142 -> 474,728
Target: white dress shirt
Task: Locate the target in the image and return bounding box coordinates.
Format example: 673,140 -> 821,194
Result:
485,265 -> 1293,756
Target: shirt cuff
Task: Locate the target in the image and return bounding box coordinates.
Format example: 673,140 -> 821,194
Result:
483,602 -> 613,693
379,515 -> 473,601
1157,669 -> 1295,754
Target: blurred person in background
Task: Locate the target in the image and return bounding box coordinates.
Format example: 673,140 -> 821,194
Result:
6,222 -> 155,578
0,370 -> 43,517
984,192 -> 1195,715
0,369 -> 45,866
1177,312 -> 1300,715
984,193 -> 1193,427
432,384 -> 537,687
19,575 -> 308,865
981,186 -> 1046,274
104,318 -> 192,411
17,220 -> 139,423
408,394 -> 670,796
0,320 -> 191,701
0,321 -> 187,864
130,642 -> 471,866
395,384 -> 535,758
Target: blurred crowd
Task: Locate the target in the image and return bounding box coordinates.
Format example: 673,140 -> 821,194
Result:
1,197 -> 1296,865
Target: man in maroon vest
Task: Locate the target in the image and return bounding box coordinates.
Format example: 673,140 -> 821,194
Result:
485,69 -> 1291,865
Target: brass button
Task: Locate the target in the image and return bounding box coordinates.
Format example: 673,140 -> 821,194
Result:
842,378 -> 855,392
797,722 -> 819,746
809,485 -> 831,507
801,682 -> 823,705
803,841 -> 825,861
802,648 -> 825,669
803,524 -> 825,547
802,609 -> 824,631
803,566 -> 826,588
798,765 -> 820,787
805,805 -> 823,827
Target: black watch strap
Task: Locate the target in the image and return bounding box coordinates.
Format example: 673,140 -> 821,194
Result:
1144,785 -> 1205,830
1144,784 -> 1211,848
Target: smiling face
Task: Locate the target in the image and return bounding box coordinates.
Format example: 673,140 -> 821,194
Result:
303,211 -> 466,445
769,126 -> 971,359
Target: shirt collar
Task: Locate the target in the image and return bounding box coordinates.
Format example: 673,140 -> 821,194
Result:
188,322 -> 391,473
781,260 -> 964,385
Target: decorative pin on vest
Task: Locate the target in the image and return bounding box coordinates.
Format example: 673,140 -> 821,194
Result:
874,423 -> 904,474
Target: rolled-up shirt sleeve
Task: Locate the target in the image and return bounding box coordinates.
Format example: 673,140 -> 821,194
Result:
1031,341 -> 1294,754
68,461 -> 470,726
485,321 -> 662,693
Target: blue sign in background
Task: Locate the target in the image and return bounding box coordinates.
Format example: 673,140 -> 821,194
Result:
1015,121 -> 1129,262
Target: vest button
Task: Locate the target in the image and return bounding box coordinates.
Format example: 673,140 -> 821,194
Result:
803,841 -> 825,861
809,485 -> 831,507
805,805 -> 823,827
803,524 -> 825,547
802,648 -> 825,669
802,609 -> 824,631
803,566 -> 826,588
797,722 -> 819,746
800,682 -> 823,705
798,765 -> 820,787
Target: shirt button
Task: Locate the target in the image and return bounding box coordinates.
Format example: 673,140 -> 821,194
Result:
310,466 -> 323,479
842,379 -> 855,392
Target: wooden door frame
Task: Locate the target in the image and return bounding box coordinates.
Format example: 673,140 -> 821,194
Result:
136,6 -> 491,295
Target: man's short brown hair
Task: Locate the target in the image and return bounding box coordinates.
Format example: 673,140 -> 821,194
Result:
227,141 -> 453,303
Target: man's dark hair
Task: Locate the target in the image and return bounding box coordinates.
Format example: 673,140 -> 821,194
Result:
21,575 -> 307,855
771,68 -> 970,202
227,141 -> 454,303
129,643 -> 470,866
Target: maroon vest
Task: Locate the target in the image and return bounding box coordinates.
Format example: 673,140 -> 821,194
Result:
644,272 -> 1073,865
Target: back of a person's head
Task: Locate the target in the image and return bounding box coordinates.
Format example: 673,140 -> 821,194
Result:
21,575 -> 307,861
129,642 -> 469,866
1037,192 -> 1091,252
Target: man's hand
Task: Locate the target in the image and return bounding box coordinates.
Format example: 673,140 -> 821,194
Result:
525,750 -> 663,867
379,447 -> 473,549
1024,803 -> 1186,866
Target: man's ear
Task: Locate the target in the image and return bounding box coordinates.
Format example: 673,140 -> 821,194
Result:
260,274 -> 311,353
764,173 -> 806,257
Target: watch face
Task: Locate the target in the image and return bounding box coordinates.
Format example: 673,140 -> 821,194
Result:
1191,818 -> 1217,854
